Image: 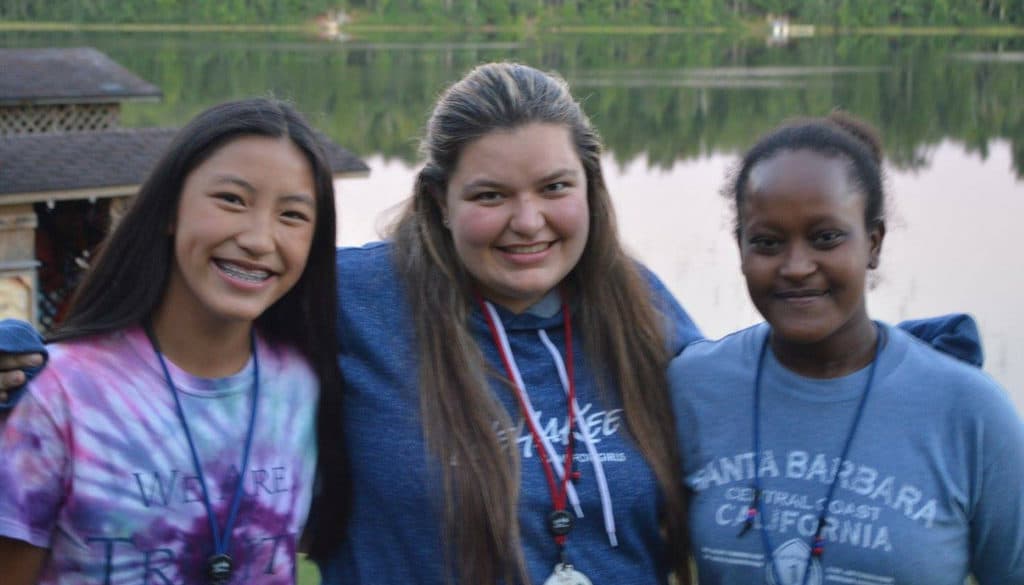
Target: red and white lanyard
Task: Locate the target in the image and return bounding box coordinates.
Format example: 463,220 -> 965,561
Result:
479,294 -> 619,552
480,294 -> 578,547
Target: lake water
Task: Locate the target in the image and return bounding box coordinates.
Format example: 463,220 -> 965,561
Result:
5,30 -> 1023,411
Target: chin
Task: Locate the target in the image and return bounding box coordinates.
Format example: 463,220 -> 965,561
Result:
769,322 -> 837,346
206,302 -> 269,326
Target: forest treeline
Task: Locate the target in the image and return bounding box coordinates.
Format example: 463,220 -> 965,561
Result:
2,0 -> 1023,27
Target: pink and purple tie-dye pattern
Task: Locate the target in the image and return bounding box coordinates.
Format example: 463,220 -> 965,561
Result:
0,326 -> 317,585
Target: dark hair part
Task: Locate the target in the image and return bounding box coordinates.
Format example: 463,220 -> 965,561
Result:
389,62 -> 691,584
730,111 -> 886,234
51,98 -> 349,562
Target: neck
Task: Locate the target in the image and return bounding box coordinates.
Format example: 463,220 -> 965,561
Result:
149,303 -> 253,378
480,286 -> 563,316
770,318 -> 878,379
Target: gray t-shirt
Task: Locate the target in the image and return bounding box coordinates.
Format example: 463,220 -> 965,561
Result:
671,322 -> 1024,585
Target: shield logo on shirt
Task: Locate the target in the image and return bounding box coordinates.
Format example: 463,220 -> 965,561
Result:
766,538 -> 822,585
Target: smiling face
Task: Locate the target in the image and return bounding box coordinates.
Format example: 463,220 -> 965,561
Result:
738,148 -> 883,348
443,123 -> 590,313
161,135 -> 317,329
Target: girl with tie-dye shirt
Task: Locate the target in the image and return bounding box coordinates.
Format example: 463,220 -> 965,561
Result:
0,99 -> 347,585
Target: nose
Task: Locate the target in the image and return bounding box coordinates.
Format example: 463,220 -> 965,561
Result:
235,211 -> 276,256
779,242 -> 816,281
508,195 -> 545,235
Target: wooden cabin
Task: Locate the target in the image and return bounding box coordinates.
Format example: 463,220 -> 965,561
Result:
0,48 -> 368,329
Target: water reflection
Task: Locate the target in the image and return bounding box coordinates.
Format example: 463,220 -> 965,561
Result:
3,31 -> 1022,174
573,66 -> 891,89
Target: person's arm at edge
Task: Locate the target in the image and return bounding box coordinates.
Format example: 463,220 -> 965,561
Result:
0,318 -> 49,414
1,354 -> 45,391
0,537 -> 47,585
967,379 -> 1024,584
897,313 -> 984,368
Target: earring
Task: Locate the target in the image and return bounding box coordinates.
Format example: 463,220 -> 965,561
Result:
442,216 -> 450,228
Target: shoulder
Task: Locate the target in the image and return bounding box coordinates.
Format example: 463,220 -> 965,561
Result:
668,323 -> 765,422
36,330 -> 136,383
669,324 -> 766,469
336,241 -> 404,300
632,260 -> 703,351
24,330 -> 137,419
885,324 -> 1013,415
888,325 -> 1024,499
335,241 -> 413,343
671,322 -> 766,377
336,241 -> 395,276
252,335 -> 320,425
879,323 -> 1024,457
254,332 -> 316,380
887,324 -> 992,386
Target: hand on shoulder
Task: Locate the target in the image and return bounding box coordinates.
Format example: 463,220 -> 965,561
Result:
0,319 -> 47,395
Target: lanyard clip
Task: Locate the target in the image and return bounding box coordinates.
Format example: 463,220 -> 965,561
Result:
737,488 -> 760,538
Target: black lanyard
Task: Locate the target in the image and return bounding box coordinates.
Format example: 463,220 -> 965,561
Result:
741,324 -> 882,585
145,324 -> 260,585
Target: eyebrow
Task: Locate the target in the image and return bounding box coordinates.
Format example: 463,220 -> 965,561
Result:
460,178 -> 504,193
279,193 -> 316,207
459,168 -> 581,193
212,175 -> 256,193
743,215 -> 854,232
212,175 -> 315,206
537,168 -> 581,184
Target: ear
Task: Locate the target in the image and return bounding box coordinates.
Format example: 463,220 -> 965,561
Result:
434,187 -> 451,230
867,220 -> 885,269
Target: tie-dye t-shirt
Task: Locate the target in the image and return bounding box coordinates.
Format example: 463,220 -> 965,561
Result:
0,326 -> 318,585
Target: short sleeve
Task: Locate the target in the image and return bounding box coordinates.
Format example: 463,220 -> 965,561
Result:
0,373 -> 71,548
967,385 -> 1024,584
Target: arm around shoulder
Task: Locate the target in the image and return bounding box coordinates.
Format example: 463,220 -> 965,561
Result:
0,318 -> 49,404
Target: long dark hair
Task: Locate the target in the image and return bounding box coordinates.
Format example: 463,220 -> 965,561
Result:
51,98 -> 348,562
390,62 -> 691,584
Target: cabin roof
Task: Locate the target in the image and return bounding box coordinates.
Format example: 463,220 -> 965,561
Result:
0,128 -> 370,203
0,47 -> 163,105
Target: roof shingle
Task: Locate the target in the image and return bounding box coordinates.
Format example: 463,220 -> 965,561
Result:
0,128 -> 369,198
0,47 -> 162,105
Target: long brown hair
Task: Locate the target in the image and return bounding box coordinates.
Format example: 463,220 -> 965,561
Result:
388,63 -> 691,584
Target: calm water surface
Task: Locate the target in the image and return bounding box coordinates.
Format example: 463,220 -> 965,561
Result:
5,30 -> 1022,410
